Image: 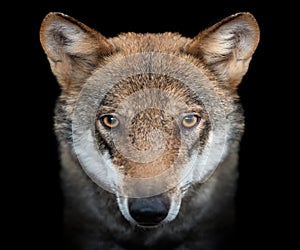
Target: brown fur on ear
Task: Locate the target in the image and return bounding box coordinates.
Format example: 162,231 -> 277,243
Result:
40,12 -> 114,89
185,12 -> 260,88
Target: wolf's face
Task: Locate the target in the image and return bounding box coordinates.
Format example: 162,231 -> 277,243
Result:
95,74 -> 210,226
40,12 -> 259,228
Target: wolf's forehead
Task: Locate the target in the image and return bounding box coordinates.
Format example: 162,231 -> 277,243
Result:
108,33 -> 191,54
99,74 -> 201,114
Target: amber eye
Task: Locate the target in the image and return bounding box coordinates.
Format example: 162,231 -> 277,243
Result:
100,115 -> 120,129
182,114 -> 200,128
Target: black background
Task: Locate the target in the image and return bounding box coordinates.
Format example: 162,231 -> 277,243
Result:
8,1 -> 292,249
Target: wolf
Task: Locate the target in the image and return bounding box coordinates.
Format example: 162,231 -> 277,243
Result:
40,12 -> 259,250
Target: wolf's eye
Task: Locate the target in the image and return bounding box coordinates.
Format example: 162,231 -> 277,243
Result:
100,115 -> 120,129
182,115 -> 200,128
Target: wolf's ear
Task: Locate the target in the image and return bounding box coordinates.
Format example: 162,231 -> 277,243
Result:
185,12 -> 260,89
40,12 -> 114,89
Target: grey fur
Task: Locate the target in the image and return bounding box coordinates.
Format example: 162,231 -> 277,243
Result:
40,12 -> 259,250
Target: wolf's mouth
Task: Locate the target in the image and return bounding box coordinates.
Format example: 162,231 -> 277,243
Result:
135,223 -> 163,229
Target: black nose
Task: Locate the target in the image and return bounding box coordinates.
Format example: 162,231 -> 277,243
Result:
128,194 -> 170,226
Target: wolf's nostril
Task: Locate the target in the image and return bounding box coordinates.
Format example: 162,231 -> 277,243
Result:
128,195 -> 170,226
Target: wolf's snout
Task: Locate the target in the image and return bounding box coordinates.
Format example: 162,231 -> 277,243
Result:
128,194 -> 170,226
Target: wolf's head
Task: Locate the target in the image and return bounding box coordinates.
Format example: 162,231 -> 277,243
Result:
40,12 -> 259,228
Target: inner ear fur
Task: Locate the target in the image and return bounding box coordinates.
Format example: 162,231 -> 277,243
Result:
40,12 -> 114,89
185,12 -> 260,88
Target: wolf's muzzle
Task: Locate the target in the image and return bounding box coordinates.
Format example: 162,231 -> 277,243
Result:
128,194 -> 170,227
